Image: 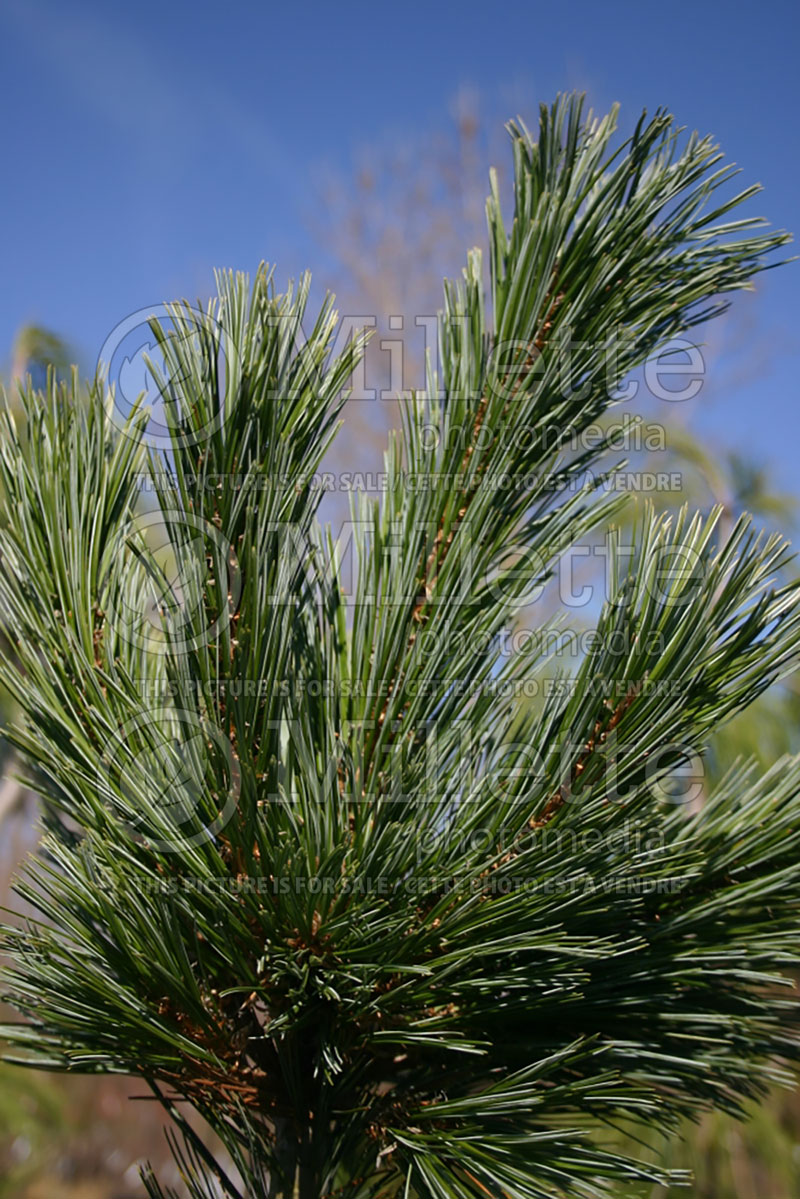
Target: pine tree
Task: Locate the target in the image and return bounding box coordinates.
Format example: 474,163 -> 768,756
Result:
1,94 -> 799,1198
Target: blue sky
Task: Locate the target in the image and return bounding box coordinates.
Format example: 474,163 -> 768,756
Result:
0,0 -> 798,493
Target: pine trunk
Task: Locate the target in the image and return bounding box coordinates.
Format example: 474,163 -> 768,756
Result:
268,1120 -> 318,1199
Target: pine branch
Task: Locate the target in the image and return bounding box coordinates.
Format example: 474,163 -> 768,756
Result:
0,93 -> 797,1197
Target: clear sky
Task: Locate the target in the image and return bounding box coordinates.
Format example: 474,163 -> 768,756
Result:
0,0 -> 798,492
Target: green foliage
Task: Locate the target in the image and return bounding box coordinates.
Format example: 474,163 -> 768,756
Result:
0,94 -> 798,1198
622,1088 -> 800,1199
0,1062 -> 67,1197
4,324 -> 74,398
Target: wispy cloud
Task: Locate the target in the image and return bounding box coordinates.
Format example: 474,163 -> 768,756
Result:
1,0 -> 298,195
